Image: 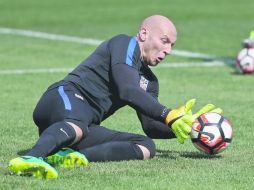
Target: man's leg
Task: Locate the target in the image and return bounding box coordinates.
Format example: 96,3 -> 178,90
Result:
9,83 -> 95,178
26,120 -> 78,158
72,125 -> 156,162
27,83 -> 94,158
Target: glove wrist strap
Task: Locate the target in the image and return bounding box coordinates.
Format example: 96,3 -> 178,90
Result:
165,107 -> 185,124
160,107 -> 170,122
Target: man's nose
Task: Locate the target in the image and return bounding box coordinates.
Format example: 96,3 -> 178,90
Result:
164,46 -> 171,55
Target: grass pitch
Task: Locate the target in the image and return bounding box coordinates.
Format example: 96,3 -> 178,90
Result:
1,0 -> 254,189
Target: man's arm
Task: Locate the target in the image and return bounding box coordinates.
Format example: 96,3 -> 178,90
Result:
112,63 -> 223,143
137,112 -> 176,139
111,63 -> 169,122
136,76 -> 175,139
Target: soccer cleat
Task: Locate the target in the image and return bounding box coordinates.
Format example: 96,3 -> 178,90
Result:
45,148 -> 88,168
9,156 -> 58,179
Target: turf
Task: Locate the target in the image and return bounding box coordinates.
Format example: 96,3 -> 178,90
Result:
1,0 -> 254,189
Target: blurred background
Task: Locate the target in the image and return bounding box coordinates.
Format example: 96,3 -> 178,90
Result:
1,0 -> 253,65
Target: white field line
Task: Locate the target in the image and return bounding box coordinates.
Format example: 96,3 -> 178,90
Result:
0,27 -> 234,75
0,61 -> 227,75
1,27 -> 220,60
157,61 -> 227,68
0,68 -> 73,75
0,27 -> 102,46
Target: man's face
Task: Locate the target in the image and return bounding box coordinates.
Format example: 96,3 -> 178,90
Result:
141,26 -> 177,66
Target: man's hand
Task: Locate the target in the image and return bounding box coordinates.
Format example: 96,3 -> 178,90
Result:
165,99 -> 196,125
165,99 -> 223,144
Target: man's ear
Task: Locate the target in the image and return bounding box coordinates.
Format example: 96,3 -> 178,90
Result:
138,28 -> 148,42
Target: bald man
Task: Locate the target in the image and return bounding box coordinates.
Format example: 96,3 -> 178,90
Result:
9,15 -> 219,178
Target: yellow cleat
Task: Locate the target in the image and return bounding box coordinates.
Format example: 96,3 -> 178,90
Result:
9,156 -> 58,179
46,148 -> 88,168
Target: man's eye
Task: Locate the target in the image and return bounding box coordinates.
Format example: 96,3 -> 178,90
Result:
161,39 -> 168,44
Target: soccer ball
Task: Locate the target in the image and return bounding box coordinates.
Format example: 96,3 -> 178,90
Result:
190,112 -> 233,155
236,48 -> 254,74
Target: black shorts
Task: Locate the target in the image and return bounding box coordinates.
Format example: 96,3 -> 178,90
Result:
33,81 -> 99,135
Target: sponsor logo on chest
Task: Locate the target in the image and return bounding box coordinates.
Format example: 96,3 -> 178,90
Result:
140,76 -> 149,91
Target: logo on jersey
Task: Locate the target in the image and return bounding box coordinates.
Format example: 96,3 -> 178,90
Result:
75,93 -> 84,100
140,76 -> 149,91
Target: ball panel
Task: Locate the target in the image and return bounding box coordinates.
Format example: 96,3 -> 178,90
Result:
200,125 -> 222,147
247,48 -> 254,57
200,114 -> 209,124
237,48 -> 248,60
213,142 -> 230,154
201,112 -> 222,124
239,56 -> 254,73
190,121 -> 201,139
193,142 -> 211,154
221,119 -> 233,139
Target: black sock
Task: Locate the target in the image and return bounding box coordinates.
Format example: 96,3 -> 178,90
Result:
79,141 -> 143,162
26,121 -> 76,158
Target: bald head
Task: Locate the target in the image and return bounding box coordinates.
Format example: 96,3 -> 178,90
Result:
137,15 -> 177,66
139,15 -> 177,37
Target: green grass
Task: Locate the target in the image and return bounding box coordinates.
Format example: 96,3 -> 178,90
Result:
1,0 -> 254,189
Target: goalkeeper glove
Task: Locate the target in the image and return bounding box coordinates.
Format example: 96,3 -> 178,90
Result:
165,99 -> 223,144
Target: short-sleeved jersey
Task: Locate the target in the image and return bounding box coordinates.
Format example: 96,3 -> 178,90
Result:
64,34 -> 160,122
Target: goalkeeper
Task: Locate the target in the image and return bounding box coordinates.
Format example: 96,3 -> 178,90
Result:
9,15 -> 221,179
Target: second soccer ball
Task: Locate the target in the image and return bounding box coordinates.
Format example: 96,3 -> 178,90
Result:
236,48 -> 254,74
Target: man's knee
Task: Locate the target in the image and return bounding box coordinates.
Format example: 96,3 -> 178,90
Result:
136,137 -> 156,160
66,122 -> 83,144
137,145 -> 151,160
65,119 -> 89,144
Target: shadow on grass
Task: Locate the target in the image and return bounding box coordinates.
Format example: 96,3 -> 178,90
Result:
230,70 -> 254,76
180,151 -> 222,159
156,149 -> 221,160
17,149 -> 31,156
155,150 -> 179,159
